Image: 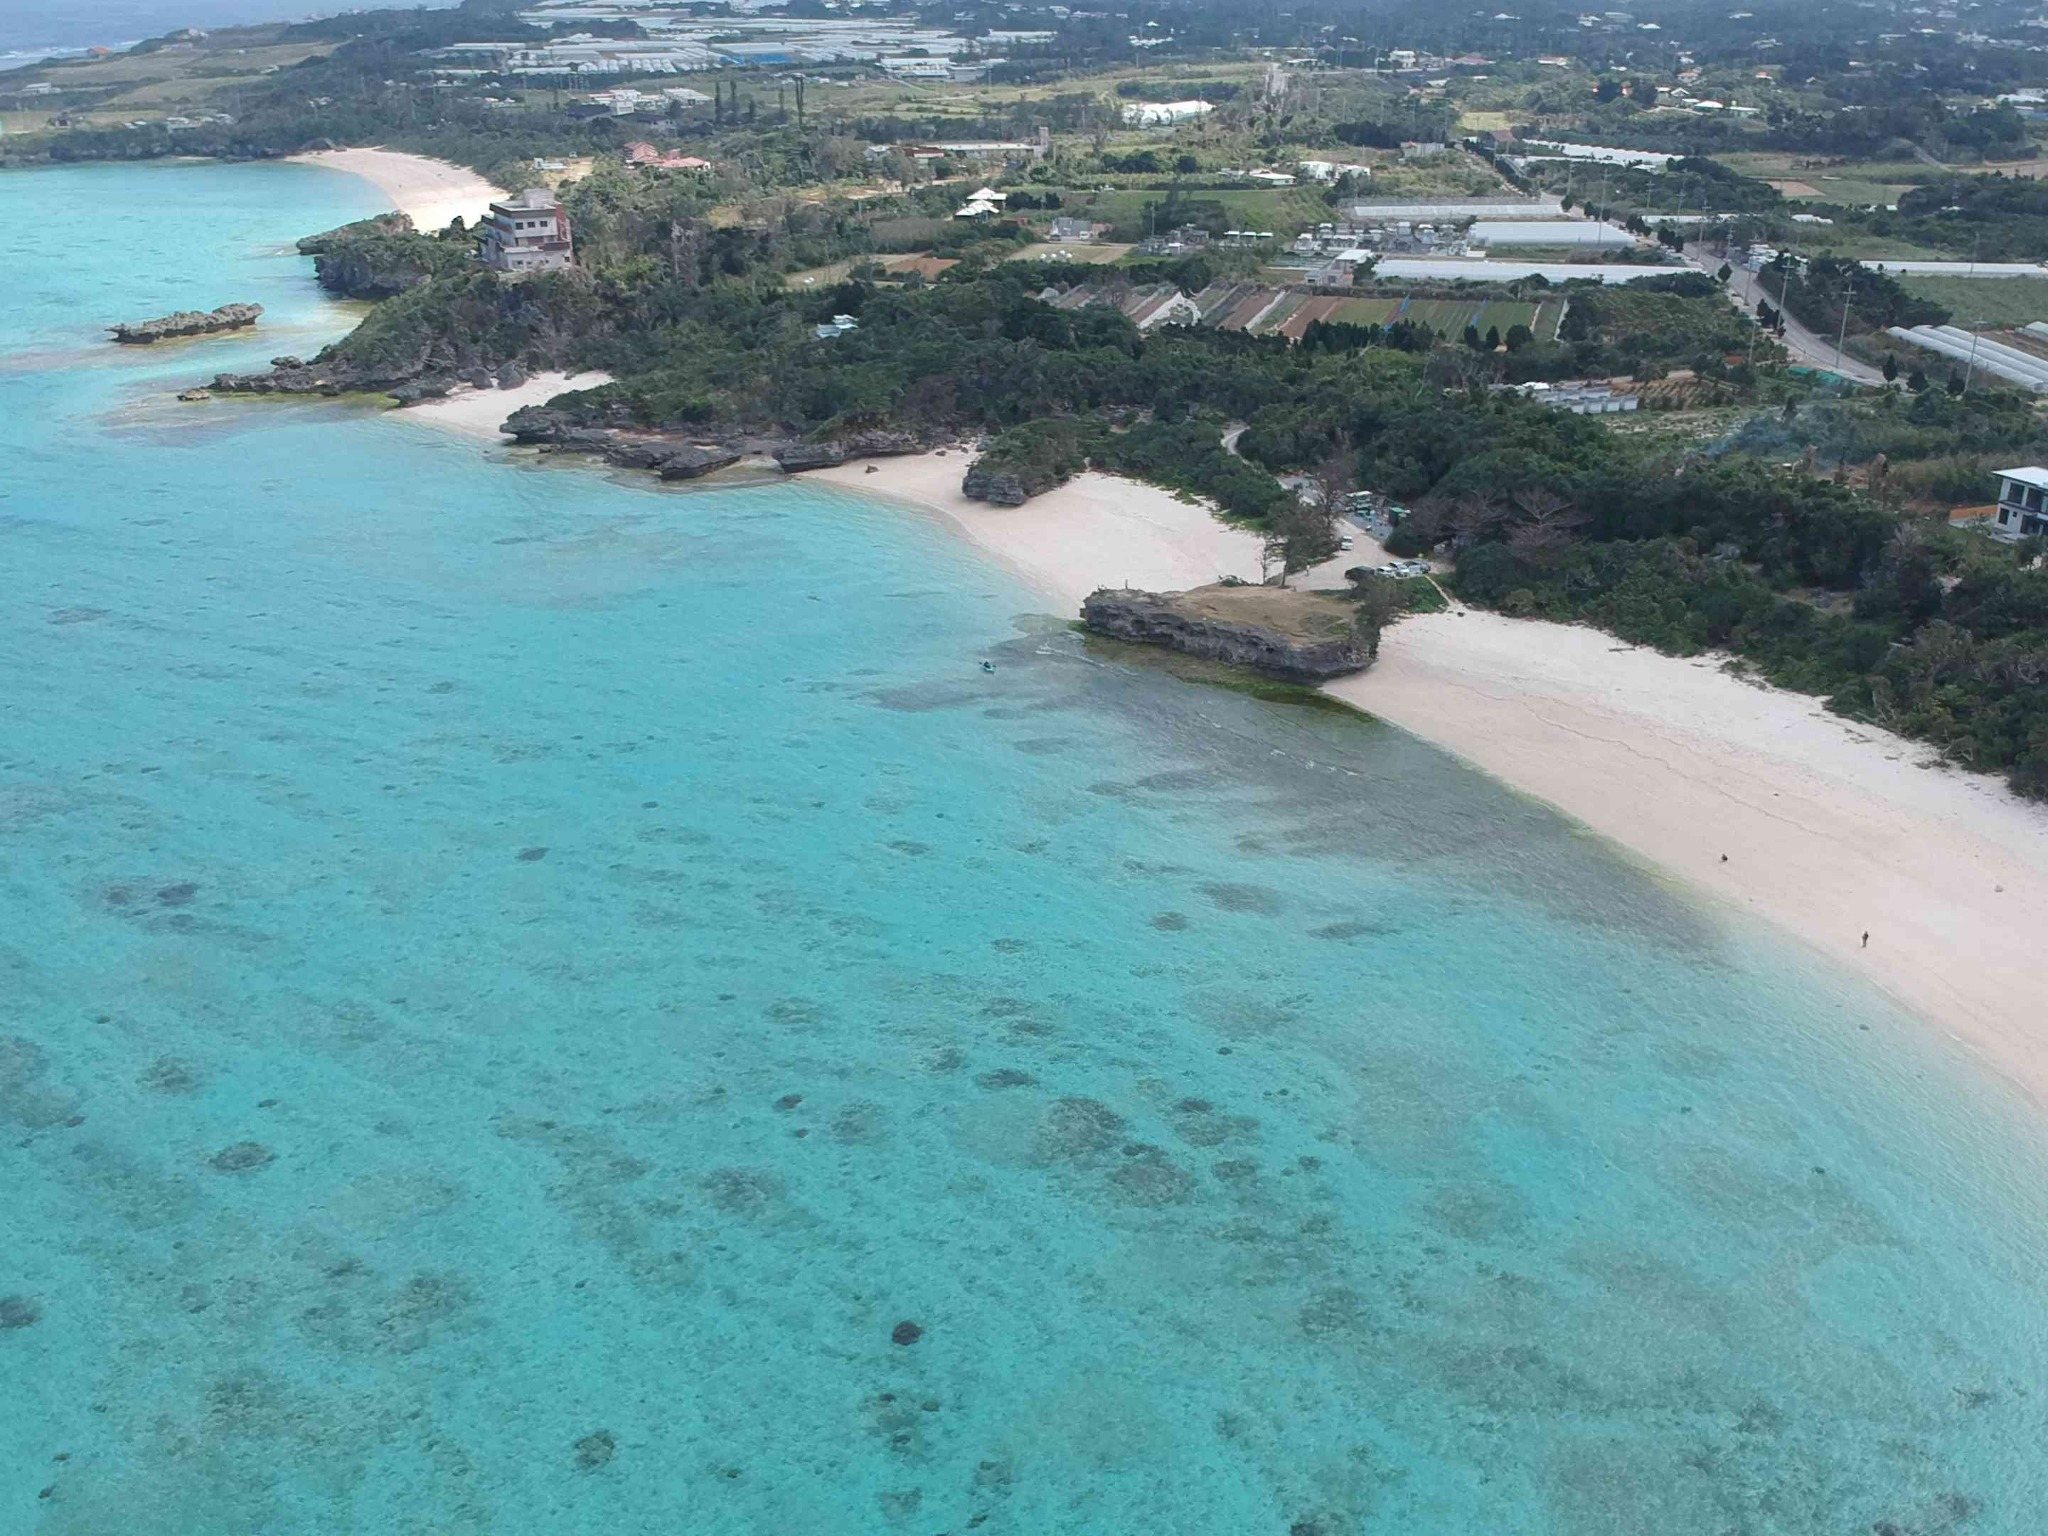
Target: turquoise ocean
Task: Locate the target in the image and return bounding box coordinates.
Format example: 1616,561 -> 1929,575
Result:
4,161 -> 2048,1534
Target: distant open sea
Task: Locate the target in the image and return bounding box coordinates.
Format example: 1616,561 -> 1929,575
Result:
0,0 -> 454,64
4,158 -> 2048,1534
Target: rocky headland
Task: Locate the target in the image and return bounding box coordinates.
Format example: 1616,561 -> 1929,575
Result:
1081,584 -> 1379,680
296,212 -> 473,300
500,403 -> 930,480
110,303 -> 262,344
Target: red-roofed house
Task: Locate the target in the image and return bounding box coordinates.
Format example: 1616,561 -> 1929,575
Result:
624,142 -> 712,171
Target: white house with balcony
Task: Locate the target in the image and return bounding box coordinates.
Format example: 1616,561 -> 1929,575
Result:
478,189 -> 574,274
1991,466 -> 2048,540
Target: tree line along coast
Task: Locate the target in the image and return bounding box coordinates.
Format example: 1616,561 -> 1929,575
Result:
9,0 -> 2048,803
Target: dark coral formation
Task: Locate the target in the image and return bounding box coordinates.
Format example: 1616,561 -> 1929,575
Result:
573,1430 -> 616,1471
209,1142 -> 276,1174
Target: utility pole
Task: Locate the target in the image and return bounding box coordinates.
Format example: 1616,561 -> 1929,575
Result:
1964,232 -> 1982,393
1835,271 -> 1851,378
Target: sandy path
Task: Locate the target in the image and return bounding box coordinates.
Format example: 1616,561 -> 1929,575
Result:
818,451 -> 2048,1101
289,148 -> 502,232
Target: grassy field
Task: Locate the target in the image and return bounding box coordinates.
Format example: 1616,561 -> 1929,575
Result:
1333,295 -> 1562,338
784,253 -> 968,289
1045,184 -> 1338,241
1783,175 -> 1918,208
0,28 -> 339,131
1010,241 -> 1133,265
1798,230 -> 1967,261
819,60 -> 1266,123
1716,153 -> 1933,209
1898,275 -> 2048,329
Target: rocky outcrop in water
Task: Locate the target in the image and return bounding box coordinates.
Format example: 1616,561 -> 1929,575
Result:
657,446 -> 744,480
110,303 -> 261,344
1081,585 -> 1376,680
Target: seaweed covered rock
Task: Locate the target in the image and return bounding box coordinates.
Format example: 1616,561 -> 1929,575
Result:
1081,585 -> 1377,680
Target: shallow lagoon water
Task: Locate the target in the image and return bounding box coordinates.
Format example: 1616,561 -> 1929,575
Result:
4,162 -> 2048,1534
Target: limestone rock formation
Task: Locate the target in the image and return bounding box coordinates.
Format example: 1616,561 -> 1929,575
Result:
110,303 -> 261,344
961,465 -> 1031,506
773,442 -> 848,472
656,446 -> 743,480
1081,585 -> 1377,680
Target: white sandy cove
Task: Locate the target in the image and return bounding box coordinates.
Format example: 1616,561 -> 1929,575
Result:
289,148 -> 502,232
816,450 -> 2048,1104
400,371 -> 613,437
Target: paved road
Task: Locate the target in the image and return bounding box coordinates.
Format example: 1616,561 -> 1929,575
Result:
1689,251 -> 1888,386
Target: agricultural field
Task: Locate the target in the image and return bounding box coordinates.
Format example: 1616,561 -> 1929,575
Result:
1897,275 -> 2048,329
1798,229 -> 1973,261
1717,152 -> 1934,210
1042,183 -> 1338,241
1010,241 -> 1133,265
784,253 -> 961,289
1334,294 -> 1563,339
1456,109 -> 1518,134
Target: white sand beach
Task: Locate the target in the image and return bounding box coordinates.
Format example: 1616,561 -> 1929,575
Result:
819,450 -> 2048,1103
401,371 -> 612,438
813,450 -> 1270,597
289,148 -> 502,231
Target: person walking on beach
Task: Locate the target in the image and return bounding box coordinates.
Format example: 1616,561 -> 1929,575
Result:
1861,931 -> 1869,949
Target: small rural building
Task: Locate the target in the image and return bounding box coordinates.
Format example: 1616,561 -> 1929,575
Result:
478,189 -> 574,274
1992,466 -> 2048,540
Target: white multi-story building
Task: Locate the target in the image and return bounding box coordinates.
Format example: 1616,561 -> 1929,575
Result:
478,189 -> 574,274
1992,467 -> 2048,541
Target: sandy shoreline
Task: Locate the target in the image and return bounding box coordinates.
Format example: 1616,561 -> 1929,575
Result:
398,371 -> 612,438
288,148 -> 501,232
813,450 -> 1270,597
817,450 -> 2048,1103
